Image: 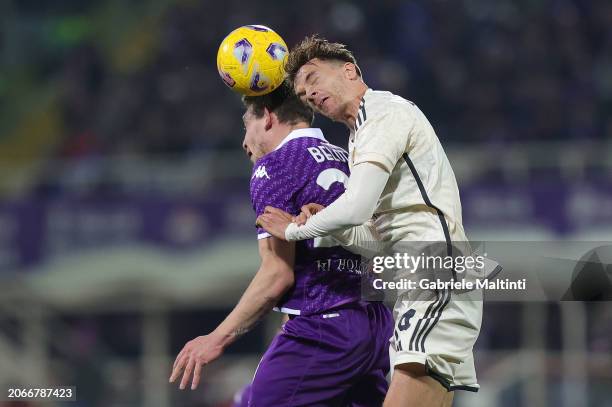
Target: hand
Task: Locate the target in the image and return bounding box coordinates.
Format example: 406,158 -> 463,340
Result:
169,333 -> 225,390
256,206 -> 293,240
293,203 -> 325,225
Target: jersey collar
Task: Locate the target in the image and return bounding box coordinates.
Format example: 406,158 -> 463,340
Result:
353,89 -> 371,133
274,128 -> 326,151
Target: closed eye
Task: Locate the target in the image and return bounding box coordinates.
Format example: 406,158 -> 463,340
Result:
305,71 -> 314,84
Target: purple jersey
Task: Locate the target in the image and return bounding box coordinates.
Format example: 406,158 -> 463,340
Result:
250,128 -> 363,315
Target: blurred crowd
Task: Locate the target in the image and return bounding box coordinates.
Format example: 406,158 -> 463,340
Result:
2,0 -> 611,169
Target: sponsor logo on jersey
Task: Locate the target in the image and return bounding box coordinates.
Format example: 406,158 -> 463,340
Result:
252,165 -> 271,179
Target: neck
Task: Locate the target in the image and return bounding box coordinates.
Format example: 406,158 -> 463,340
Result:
341,83 -> 368,129
266,122 -> 310,152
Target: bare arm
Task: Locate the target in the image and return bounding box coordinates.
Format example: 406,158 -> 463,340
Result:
169,237 -> 295,390
215,237 -> 295,342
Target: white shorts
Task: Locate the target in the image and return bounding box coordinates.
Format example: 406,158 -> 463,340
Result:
388,288 -> 483,392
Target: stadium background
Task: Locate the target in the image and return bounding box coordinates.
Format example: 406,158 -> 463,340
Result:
0,0 -> 611,406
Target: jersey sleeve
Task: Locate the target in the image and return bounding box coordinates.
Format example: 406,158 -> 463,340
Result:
352,105 -> 416,173
250,156 -> 300,240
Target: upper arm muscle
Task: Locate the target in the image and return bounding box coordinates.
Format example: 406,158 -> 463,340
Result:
258,237 -> 295,270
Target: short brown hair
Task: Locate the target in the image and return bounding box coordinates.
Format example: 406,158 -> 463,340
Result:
242,80 -> 314,125
285,35 -> 361,83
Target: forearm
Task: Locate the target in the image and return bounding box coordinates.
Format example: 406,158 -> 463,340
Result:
284,193 -> 360,241
213,264 -> 291,348
331,221 -> 386,258
285,162 -> 389,241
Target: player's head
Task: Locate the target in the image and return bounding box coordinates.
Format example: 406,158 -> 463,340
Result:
285,35 -> 366,124
242,80 -> 313,163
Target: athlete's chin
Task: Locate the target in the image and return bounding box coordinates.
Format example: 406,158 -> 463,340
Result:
250,152 -> 263,163
320,107 -> 339,122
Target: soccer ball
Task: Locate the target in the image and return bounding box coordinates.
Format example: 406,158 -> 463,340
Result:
216,25 -> 288,96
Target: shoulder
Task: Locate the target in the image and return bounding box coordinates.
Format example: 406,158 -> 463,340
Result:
358,90 -> 418,131
364,90 -> 416,112
249,153 -> 294,212
276,131 -> 348,167
249,139 -> 310,195
249,153 -> 298,214
249,153 -> 281,199
250,154 -> 276,180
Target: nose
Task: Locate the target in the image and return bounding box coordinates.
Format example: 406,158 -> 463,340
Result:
307,89 -> 318,106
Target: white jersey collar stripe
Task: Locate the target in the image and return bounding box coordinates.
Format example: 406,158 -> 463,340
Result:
274,128 -> 326,151
354,89 -> 372,131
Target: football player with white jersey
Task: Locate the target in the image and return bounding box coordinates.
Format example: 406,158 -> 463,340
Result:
257,36 -> 483,407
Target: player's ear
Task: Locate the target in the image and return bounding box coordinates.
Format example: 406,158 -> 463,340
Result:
343,62 -> 359,80
263,107 -> 273,130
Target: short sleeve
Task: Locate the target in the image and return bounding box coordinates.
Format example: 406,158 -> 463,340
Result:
352,106 -> 415,173
250,156 -> 300,240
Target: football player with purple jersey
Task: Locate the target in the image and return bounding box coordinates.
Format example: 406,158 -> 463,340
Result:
170,82 -> 392,406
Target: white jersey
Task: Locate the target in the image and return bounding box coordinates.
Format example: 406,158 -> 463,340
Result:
349,89 -> 468,246
281,89 -> 485,390
347,90 -> 486,391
